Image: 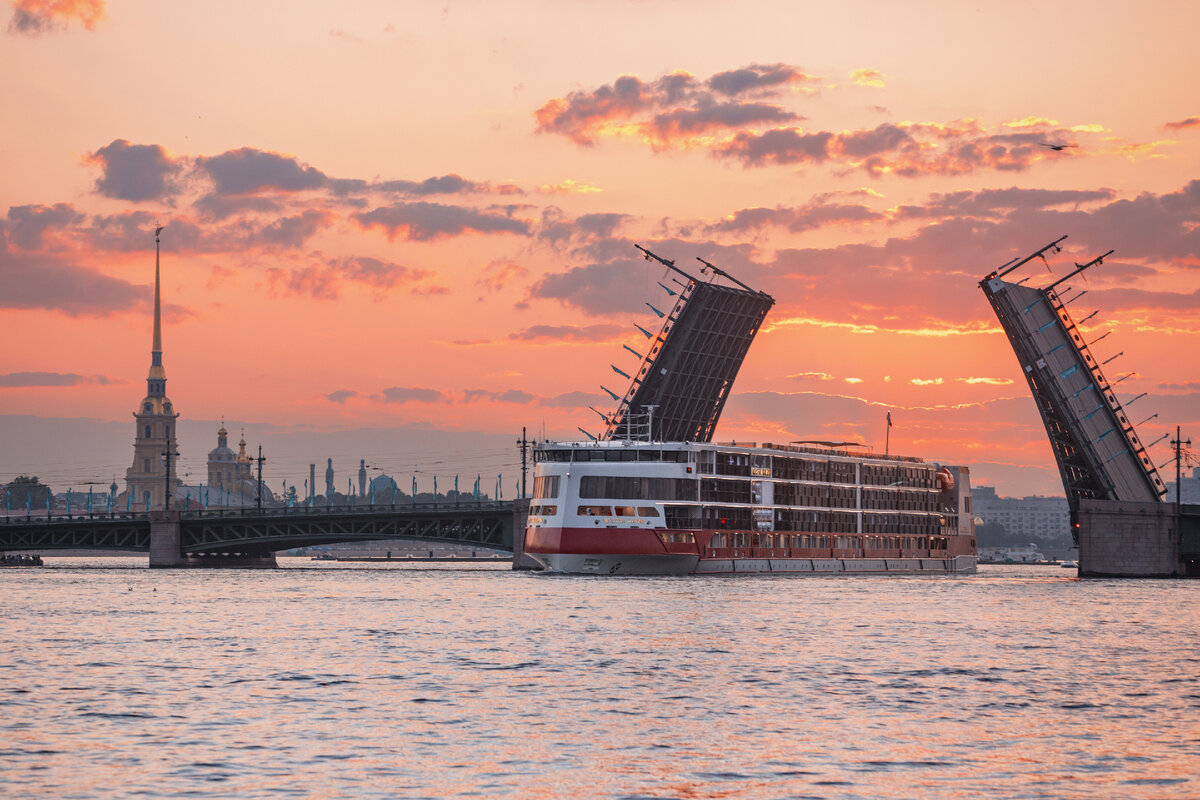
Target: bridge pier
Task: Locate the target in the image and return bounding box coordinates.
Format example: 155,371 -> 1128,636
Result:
150,510 -> 277,568
511,498 -> 539,570
1078,500 -> 1196,577
149,510 -> 184,568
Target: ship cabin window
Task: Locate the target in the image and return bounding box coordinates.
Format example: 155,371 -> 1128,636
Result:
637,506 -> 660,517
532,475 -> 561,499
535,449 -> 573,463
614,506 -> 637,516
578,505 -> 613,517
531,504 -> 558,516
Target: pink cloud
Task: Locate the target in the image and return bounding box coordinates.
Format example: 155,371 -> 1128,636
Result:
8,0 -> 104,35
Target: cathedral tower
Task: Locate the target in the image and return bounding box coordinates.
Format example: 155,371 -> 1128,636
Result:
125,226 -> 180,510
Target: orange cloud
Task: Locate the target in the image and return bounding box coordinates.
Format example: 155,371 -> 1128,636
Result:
851,69 -> 884,88
538,179 -> 602,195
959,377 -> 1015,386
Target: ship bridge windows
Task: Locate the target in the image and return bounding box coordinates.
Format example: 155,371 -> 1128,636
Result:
535,449 -> 573,463
533,475 -> 561,499
578,505 -> 613,517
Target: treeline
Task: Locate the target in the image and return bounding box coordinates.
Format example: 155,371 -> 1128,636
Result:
2,476 -> 57,510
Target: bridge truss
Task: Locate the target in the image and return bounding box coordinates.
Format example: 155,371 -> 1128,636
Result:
980,237 -> 1167,534
603,246 -> 774,443
0,504 -> 515,555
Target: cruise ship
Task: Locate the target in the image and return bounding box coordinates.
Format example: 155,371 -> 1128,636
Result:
523,438 -> 977,575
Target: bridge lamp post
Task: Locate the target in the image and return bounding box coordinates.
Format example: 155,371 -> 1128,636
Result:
162,436 -> 179,512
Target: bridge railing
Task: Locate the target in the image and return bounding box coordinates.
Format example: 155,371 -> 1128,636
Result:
1,510 -> 147,525
3,500 -> 514,525
178,500 -> 512,518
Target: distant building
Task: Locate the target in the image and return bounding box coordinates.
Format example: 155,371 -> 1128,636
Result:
973,485 -> 1070,540
1164,467 -> 1200,505
123,227 -> 180,511
369,474 -> 398,497
325,458 -> 334,496
201,425 -> 267,507
207,425 -> 237,490
358,459 -> 367,498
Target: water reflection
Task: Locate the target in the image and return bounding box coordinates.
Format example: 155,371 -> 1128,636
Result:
1,560 -> 1196,798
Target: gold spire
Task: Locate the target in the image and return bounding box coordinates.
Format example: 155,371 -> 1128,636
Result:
153,224 -> 163,354
147,225 -> 167,388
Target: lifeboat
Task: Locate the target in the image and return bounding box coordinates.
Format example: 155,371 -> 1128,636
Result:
937,467 -> 955,492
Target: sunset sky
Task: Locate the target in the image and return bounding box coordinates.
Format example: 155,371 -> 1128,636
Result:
2,0 -> 1198,497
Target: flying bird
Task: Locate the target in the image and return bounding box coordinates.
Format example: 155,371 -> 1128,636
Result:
1039,142 -> 1076,151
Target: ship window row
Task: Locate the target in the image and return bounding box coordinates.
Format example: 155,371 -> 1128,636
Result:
707,533 -> 949,551
532,475 -> 561,499
860,464 -> 937,488
662,506 -> 940,535
697,452 -> 936,488
529,504 -> 558,516
699,480 -> 860,509
862,514 -> 941,536
579,476 -> 698,501
580,474 -> 933,510
535,449 -> 691,463
576,505 -> 661,517
862,489 -> 938,512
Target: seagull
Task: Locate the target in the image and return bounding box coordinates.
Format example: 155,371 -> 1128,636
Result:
1040,142 -> 1076,151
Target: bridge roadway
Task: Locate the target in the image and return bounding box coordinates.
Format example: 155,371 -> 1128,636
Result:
0,501 -> 525,567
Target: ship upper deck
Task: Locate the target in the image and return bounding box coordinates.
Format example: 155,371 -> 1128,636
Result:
535,439 -> 929,466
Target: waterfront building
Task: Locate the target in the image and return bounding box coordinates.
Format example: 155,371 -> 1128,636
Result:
123,227 -> 179,511
973,485 -> 1070,540
358,459 -> 367,498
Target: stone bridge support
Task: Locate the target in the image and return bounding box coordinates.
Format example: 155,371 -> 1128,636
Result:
511,498 -> 539,570
149,510 -> 184,568
150,510 -> 277,569
1078,500 -> 1184,577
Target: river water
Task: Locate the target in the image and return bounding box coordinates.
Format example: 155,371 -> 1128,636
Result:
2,559 -> 1197,799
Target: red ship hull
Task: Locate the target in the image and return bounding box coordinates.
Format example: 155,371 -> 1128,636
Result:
524,526 -> 976,576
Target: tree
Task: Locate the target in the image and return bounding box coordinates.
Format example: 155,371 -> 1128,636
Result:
3,475 -> 57,510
